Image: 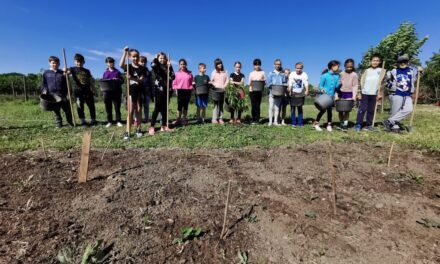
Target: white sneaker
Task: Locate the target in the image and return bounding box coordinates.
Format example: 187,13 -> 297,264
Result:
136,129 -> 143,138
268,122 -> 273,127
327,125 -> 333,132
117,122 -> 123,127
274,122 -> 280,126
281,120 -> 286,126
314,124 -> 323,131
105,122 -> 112,128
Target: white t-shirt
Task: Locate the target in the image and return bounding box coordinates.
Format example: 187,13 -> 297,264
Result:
288,72 -> 309,93
362,68 -> 382,95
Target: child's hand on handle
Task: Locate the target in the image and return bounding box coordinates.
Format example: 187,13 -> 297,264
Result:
124,46 -> 129,53
376,94 -> 382,101
321,89 -> 326,94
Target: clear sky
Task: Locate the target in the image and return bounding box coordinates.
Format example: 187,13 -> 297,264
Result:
0,0 -> 439,85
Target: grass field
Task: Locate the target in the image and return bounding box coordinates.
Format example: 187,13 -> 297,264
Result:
0,95 -> 439,152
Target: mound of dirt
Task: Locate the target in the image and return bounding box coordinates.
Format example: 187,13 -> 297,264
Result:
1,142 -> 440,263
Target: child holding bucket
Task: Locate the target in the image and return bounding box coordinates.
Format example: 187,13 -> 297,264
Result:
288,62 -> 309,127
355,54 -> 386,131
41,56 -> 74,128
279,68 -> 290,125
172,59 -> 193,125
266,59 -> 286,126
248,58 -> 266,124
313,60 -> 341,132
210,58 -> 228,124
228,61 -> 245,124
336,59 -> 358,131
102,57 -> 123,128
193,63 -> 210,124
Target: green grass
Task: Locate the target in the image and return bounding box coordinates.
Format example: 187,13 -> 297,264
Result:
1,95 -> 439,152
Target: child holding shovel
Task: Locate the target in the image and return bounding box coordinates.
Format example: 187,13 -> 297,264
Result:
336,59 -> 358,131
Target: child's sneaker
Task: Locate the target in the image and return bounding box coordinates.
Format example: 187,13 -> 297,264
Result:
123,132 -> 130,140
229,118 -> 235,124
117,122 -> 123,127
363,125 -> 374,131
355,124 -> 361,132
382,120 -> 392,132
148,127 -> 155,135
281,120 -> 286,126
236,119 -> 241,124
212,120 -> 219,124
56,123 -> 62,129
268,122 -> 272,127
291,124 -> 296,128
90,120 -> 98,126
274,122 -> 280,126
341,125 -> 348,132
136,129 -> 143,138
161,126 -> 171,132
105,122 -> 112,128
313,124 -> 322,131
326,124 -> 333,132
219,119 -> 225,124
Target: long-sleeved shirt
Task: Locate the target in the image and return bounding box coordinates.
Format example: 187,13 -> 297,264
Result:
386,67 -> 417,96
340,71 -> 359,95
360,67 -> 385,95
210,70 -> 228,89
266,70 -> 286,96
41,69 -> 67,97
288,71 -> 309,94
103,68 -> 123,81
172,70 -> 194,90
319,71 -> 341,96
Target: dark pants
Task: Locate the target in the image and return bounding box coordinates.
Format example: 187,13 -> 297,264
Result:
75,93 -> 96,122
231,110 -> 242,119
291,106 -> 303,125
103,89 -> 122,123
249,91 -> 262,122
316,108 -> 333,123
151,91 -> 168,127
356,94 -> 377,126
54,99 -> 73,126
177,90 -> 192,112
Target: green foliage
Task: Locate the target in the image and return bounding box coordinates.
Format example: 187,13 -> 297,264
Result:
81,240 -> 111,264
237,250 -> 249,264
360,22 -> 428,71
422,51 -> 440,103
225,83 -> 249,112
172,227 -> 203,245
57,248 -> 73,264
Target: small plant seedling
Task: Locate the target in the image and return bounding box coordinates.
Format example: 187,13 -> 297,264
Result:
142,214 -> 153,226
172,227 -> 203,245
57,248 -> 73,264
246,214 -> 258,223
305,211 -> 317,219
237,250 -> 249,264
393,171 -> 424,185
81,239 -> 112,264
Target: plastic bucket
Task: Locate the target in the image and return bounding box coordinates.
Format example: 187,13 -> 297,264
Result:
314,94 -> 334,111
99,80 -> 118,92
335,99 -> 354,112
211,88 -> 225,101
196,84 -> 209,95
271,85 -> 286,97
40,94 -> 62,111
290,96 -> 305,107
251,81 -> 265,92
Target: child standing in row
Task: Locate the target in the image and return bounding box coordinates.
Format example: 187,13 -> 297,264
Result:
228,61 -> 245,124
70,53 -> 96,127
279,68 -> 290,125
288,62 -> 309,127
314,60 -> 341,132
172,59 -> 193,125
102,57 -> 123,127
355,54 -> 386,131
211,58 -> 228,124
120,47 -> 148,138
336,59 -> 358,131
139,56 -> 153,124
41,56 -> 73,128
248,59 -> 266,124
266,59 -> 285,126
193,63 -> 210,124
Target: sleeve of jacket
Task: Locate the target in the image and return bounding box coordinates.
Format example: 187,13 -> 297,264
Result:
41,71 -> 48,93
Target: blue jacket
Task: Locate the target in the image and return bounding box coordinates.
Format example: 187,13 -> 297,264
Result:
319,71 -> 341,96
41,69 -> 67,97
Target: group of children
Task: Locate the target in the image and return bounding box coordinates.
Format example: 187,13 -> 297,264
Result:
41,51 -> 419,135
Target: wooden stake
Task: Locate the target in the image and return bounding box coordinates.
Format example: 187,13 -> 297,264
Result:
101,132 -> 115,161
328,137 -> 337,216
220,180 -> 232,239
78,131 -> 92,183
126,52 -> 132,136
409,68 -> 422,128
40,138 -> 47,159
62,48 -> 76,126
387,141 -> 395,167
372,62 -> 386,127
166,53 -> 170,128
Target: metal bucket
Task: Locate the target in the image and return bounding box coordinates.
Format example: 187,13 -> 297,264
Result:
40,93 -> 62,111
251,80 -> 265,92
290,96 -> 305,107
196,84 -> 209,95
335,99 -> 354,112
99,79 -> 118,92
314,94 -> 334,111
211,88 -> 225,101
271,85 -> 286,97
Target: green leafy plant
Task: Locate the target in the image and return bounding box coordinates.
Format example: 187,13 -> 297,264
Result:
393,171 -> 424,184
246,214 -> 258,223
305,211 -> 317,219
142,214 -> 153,226
225,83 -> 249,113
172,227 -> 203,245
237,250 -> 249,264
57,248 -> 73,264
81,240 -> 112,264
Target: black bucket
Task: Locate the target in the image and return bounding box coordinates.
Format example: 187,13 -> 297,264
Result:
196,84 -> 209,95
99,79 -> 118,92
211,88 -> 225,101
335,99 -> 354,112
290,96 -> 305,107
314,94 -> 334,111
251,80 -> 265,92
271,85 -> 286,97
40,93 -> 62,111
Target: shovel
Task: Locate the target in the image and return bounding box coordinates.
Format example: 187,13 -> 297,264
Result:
408,67 -> 422,133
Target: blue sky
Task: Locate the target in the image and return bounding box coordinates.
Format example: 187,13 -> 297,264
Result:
0,0 -> 439,85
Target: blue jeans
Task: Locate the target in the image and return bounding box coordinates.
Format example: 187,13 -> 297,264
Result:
291,106 -> 303,125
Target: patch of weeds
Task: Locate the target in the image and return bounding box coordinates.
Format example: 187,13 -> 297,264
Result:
142,214 -> 153,226
305,211 -> 317,219
81,240 -> 113,264
370,156 -> 386,164
237,250 -> 248,264
57,248 -> 73,264
172,227 -> 204,245
246,214 -> 258,223
393,171 -> 424,184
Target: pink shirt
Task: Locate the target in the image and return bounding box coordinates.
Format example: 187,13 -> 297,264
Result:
210,70 -> 228,89
172,70 -> 194,90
